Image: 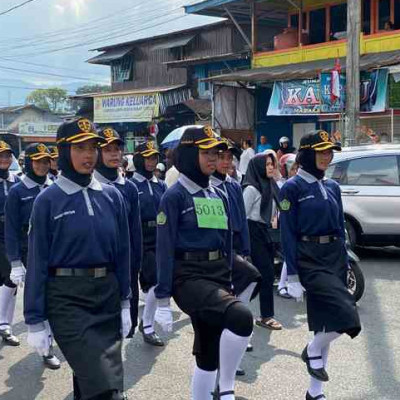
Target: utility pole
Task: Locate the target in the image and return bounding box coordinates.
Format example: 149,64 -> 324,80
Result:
345,0 -> 361,146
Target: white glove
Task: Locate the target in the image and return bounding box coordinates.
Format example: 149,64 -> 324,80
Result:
27,327 -> 51,357
10,261 -> 26,287
121,308 -> 132,339
155,306 -> 173,333
287,282 -> 304,303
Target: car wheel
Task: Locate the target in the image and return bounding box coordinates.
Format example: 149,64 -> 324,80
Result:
347,261 -> 365,302
345,220 -> 357,250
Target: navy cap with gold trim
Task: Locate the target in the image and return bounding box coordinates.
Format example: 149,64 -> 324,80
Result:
299,130 -> 341,152
134,141 -> 160,158
0,140 -> 14,155
56,118 -> 106,145
98,127 -> 124,147
47,145 -> 59,159
179,126 -> 227,150
25,143 -> 52,161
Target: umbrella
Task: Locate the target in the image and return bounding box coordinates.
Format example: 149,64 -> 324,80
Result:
161,125 -> 202,149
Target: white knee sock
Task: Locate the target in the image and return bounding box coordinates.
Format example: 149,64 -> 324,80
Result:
6,287 -> 17,326
191,366 -> 217,400
308,344 -> 331,397
278,262 -> 288,291
0,285 -> 16,329
219,329 -> 250,400
308,331 -> 341,369
237,282 -> 257,305
142,286 -> 157,334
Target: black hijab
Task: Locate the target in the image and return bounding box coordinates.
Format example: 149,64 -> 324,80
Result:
176,145 -> 209,188
96,148 -> 119,182
58,144 -> 93,187
133,153 -> 154,180
297,148 -> 325,180
25,157 -> 47,185
242,154 -> 280,223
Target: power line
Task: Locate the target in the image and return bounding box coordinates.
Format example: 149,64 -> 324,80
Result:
0,83 -> 75,93
0,0 -> 39,16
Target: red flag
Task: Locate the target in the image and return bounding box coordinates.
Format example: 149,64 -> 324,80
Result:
331,58 -> 341,103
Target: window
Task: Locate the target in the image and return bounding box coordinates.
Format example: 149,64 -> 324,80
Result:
309,8 -> 326,44
344,156 -> 400,186
363,0 -> 371,34
394,0 -> 400,29
326,162 -> 347,183
378,0 -> 391,30
330,4 -> 347,39
111,55 -> 133,83
290,12 -> 307,29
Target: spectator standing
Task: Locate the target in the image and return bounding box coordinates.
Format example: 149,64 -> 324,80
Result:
238,139 -> 255,178
257,136 -> 272,153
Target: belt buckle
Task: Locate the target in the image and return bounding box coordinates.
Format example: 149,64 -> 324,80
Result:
209,251 -> 219,261
320,236 -> 329,244
94,268 -> 104,278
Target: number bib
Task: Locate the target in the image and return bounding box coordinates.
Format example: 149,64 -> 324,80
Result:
193,197 -> 228,230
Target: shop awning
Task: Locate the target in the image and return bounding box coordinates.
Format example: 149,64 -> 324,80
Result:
150,35 -> 196,51
204,50 -> 400,83
87,46 -> 134,65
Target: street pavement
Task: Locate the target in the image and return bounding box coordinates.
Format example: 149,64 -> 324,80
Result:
0,247 -> 399,400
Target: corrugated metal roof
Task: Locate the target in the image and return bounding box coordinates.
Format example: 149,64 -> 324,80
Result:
205,50 -> 400,83
164,52 -> 250,68
150,35 -> 196,51
0,105 -> 44,113
87,46 -> 133,65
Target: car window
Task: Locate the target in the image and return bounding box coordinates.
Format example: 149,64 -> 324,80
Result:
326,162 -> 346,183
344,156 -> 400,186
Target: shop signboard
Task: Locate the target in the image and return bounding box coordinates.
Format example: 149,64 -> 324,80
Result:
19,122 -> 61,136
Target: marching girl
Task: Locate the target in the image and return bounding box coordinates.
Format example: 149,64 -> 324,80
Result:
280,131 -> 361,400
24,119 -> 132,400
155,127 -> 253,400
132,141 -> 166,346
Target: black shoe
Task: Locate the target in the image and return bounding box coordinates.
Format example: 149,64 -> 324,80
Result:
138,320 -> 144,333
111,390 -> 128,400
0,327 -> 20,346
236,368 -> 245,376
246,343 -> 253,352
142,331 -> 164,347
43,354 -> 61,370
301,346 -> 329,382
306,392 -> 326,400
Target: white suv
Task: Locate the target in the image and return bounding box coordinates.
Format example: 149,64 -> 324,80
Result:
326,144 -> 400,248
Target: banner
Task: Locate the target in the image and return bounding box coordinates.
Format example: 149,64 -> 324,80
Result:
267,69 -> 388,116
94,92 -> 160,123
267,79 -> 320,116
19,122 -> 61,137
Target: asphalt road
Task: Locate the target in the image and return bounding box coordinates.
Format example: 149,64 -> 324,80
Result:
0,247 -> 399,400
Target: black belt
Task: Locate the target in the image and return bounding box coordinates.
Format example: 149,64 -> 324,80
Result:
142,221 -> 157,228
300,235 -> 339,244
176,250 -> 223,262
49,267 -> 111,278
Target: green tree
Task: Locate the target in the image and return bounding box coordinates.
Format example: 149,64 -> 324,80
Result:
76,84 -> 111,95
26,87 -> 68,112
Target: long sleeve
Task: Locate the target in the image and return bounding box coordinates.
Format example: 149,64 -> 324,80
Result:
131,186 -> 143,273
114,191 -> 131,300
5,188 -> 22,263
24,196 -> 51,327
279,182 -> 299,276
155,191 -> 179,299
243,185 -> 258,219
236,186 -> 250,256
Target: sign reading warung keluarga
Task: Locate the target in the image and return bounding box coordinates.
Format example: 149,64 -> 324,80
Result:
94,92 -> 160,123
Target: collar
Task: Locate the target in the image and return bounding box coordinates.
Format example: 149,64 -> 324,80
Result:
133,172 -> 158,183
210,175 -> 224,187
94,170 -> 125,185
21,175 -> 52,189
56,174 -> 102,195
178,173 -> 215,195
298,168 -> 327,184
0,173 -> 17,184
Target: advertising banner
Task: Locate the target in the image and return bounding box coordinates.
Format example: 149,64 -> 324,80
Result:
94,92 -> 160,123
19,122 -> 61,137
267,69 -> 388,116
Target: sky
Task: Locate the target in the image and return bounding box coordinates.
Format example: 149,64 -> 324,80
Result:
0,0 -> 221,106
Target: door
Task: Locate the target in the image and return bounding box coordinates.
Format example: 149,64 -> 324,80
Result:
339,154 -> 400,235
292,123 -> 316,150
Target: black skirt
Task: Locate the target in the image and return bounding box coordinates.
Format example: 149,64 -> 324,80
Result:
0,241 -> 11,286
46,272 -> 123,400
298,240 -> 361,338
173,258 -> 238,318
139,243 -> 157,292
231,254 -> 262,297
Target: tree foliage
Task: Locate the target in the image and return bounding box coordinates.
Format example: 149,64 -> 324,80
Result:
26,87 -> 68,112
76,84 -> 111,95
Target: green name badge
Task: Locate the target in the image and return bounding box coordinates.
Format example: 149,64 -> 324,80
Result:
193,197 -> 228,230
